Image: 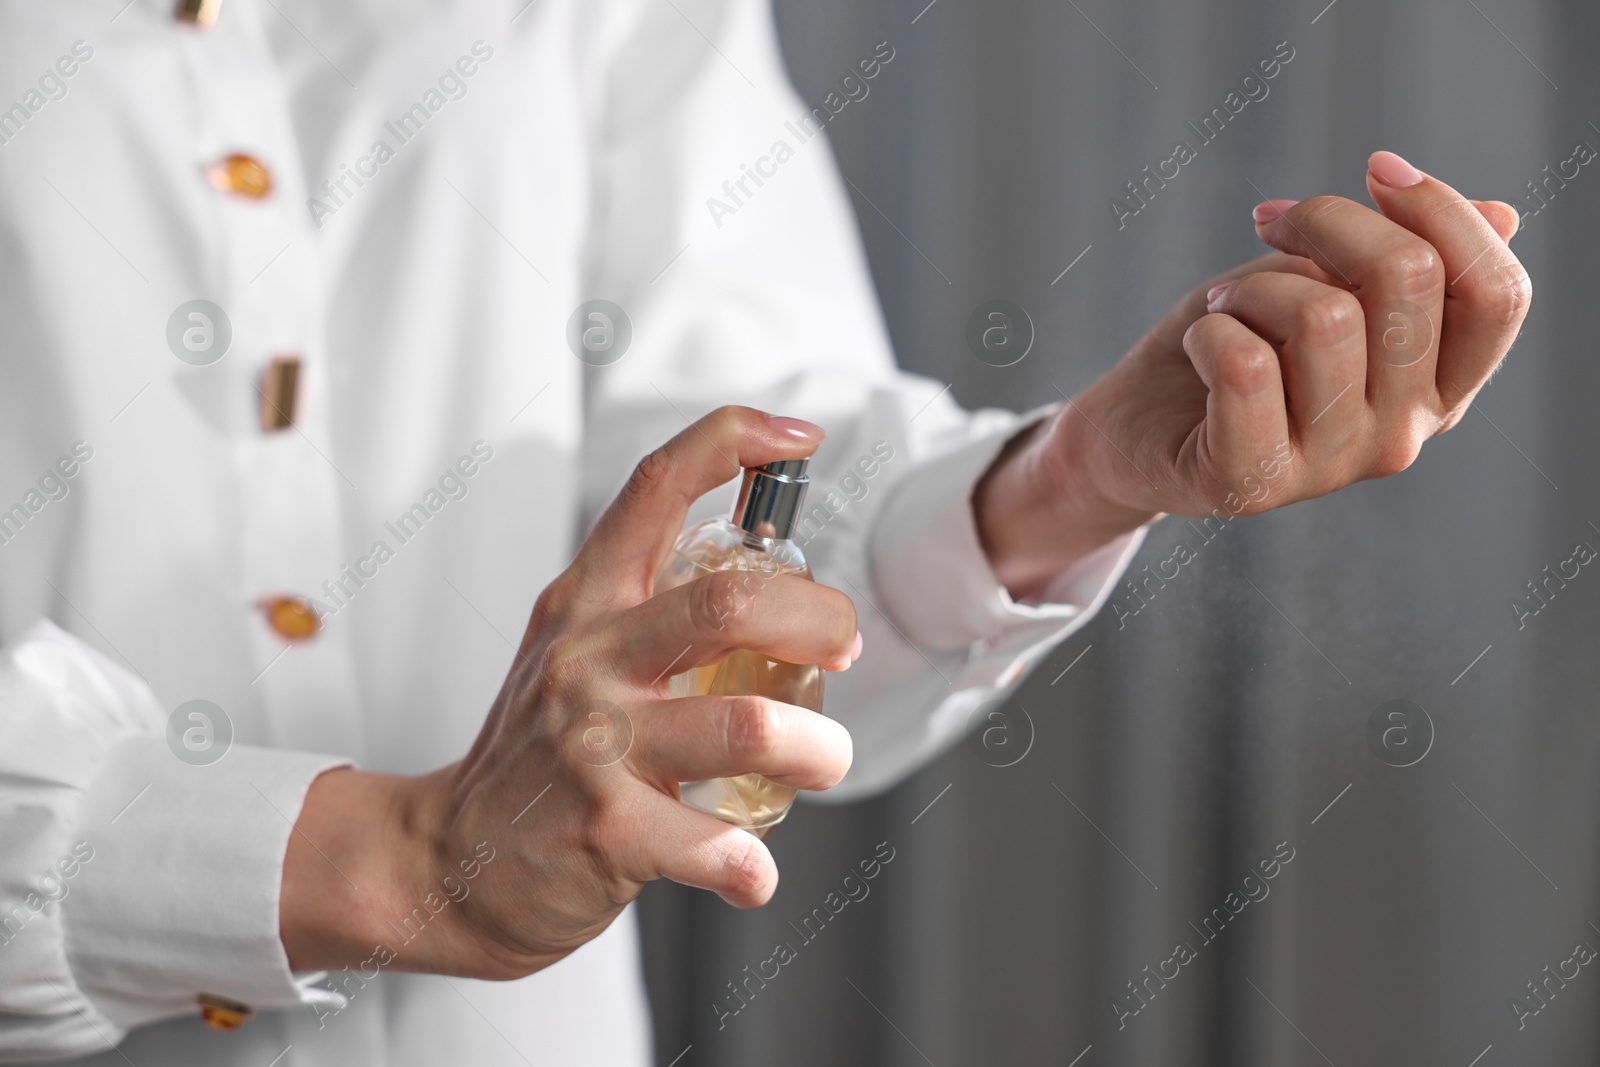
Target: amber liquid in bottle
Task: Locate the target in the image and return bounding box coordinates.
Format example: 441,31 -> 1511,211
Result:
653,520 -> 824,832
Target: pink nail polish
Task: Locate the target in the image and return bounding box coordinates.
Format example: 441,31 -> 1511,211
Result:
1369,150 -> 1424,188
1252,200 -> 1298,224
850,630 -> 863,662
767,415 -> 825,441
1205,281 -> 1234,308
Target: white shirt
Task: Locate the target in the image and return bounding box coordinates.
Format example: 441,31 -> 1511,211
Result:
0,0 -> 1143,1063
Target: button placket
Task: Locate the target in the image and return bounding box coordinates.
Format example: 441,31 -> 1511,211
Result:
187,0 -> 367,759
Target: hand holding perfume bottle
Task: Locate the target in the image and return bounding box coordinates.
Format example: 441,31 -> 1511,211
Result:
653,458 -> 829,832
282,409 -> 858,983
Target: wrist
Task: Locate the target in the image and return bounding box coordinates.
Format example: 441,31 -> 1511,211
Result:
974,400 -> 1158,600
1047,388 -> 1166,530
280,766 -> 451,975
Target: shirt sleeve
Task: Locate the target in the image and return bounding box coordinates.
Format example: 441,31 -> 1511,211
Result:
576,0 -> 1148,800
0,619 -> 348,1062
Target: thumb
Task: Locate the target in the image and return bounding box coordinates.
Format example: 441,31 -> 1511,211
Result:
571,406 -> 824,606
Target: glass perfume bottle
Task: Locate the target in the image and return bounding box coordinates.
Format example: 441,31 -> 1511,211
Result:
652,458 -> 823,832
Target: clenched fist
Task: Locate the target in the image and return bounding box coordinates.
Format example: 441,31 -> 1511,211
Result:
977,151 -> 1531,598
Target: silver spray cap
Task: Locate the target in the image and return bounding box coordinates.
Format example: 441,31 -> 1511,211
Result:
732,458 -> 810,541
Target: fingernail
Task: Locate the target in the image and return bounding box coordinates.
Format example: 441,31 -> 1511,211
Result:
1205,281 -> 1234,309
1252,199 -> 1298,224
1368,150 -> 1424,188
767,415 -> 825,441
850,630 -> 863,662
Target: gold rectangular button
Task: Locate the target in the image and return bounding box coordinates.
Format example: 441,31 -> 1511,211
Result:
259,355 -> 301,432
174,0 -> 222,28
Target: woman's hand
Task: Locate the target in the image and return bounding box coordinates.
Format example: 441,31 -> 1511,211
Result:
280,407 -> 859,980
977,151 -> 1532,598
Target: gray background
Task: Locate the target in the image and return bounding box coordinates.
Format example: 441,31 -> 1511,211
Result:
639,0 -> 1600,1063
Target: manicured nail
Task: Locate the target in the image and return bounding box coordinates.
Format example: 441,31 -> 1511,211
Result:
1369,150 -> 1423,188
1205,281 -> 1234,309
1252,199 -> 1298,224
767,415 -> 825,441
850,630 -> 863,662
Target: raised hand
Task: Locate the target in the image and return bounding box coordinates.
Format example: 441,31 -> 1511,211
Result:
977,151 -> 1531,598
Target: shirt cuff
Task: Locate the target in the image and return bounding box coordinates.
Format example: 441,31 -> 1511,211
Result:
61,737 -> 351,1030
869,409 -> 1146,652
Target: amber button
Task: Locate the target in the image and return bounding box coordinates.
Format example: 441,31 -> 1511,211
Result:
261,596 -> 320,642
205,154 -> 273,199
174,0 -> 222,28
197,993 -> 252,1031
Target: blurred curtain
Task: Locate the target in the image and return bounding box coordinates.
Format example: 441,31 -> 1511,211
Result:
640,1 -> 1600,1063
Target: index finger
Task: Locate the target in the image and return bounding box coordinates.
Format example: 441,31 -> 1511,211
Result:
571,406 -> 825,605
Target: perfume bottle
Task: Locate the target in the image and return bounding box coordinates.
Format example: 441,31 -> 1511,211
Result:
652,458 -> 823,832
